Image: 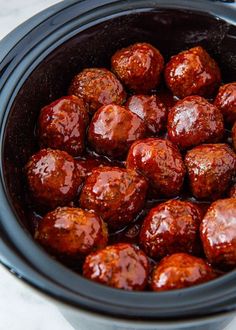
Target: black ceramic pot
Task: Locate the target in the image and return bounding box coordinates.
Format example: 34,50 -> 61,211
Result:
0,1 -> 236,330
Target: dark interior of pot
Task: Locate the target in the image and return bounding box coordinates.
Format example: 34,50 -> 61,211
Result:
2,8 -> 236,259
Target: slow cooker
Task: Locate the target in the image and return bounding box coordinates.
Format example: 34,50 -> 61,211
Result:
0,1 -> 236,329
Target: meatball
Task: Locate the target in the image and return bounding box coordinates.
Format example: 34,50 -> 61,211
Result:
88,104 -> 146,159
140,200 -> 202,260
125,95 -> 167,135
168,96 -> 224,149
151,253 -> 216,291
185,144 -> 236,200
214,82 -> 236,125
38,96 -> 89,156
165,46 -> 221,98
35,207 -> 108,259
200,198 -> 236,269
111,42 -> 164,93
229,184 -> 236,198
68,68 -> 126,114
79,166 -> 147,230
232,122 -> 236,151
83,243 -> 149,290
126,138 -> 185,197
26,149 -> 80,208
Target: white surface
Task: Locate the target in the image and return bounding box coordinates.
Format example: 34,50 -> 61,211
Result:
0,1 -> 236,330
0,265 -> 73,330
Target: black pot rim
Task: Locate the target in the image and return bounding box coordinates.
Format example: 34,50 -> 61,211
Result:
0,0 -> 236,321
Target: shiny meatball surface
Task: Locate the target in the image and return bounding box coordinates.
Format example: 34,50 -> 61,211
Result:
88,104 -> 146,159
168,96 -> 224,149
125,95 -> 167,135
26,149 -> 80,208
185,144 -> 236,200
79,166 -> 147,229
165,46 -> 221,98
214,82 -> 236,124
68,68 -> 126,114
126,138 -> 185,197
151,253 -> 216,291
24,41 -> 236,291
38,96 -> 89,156
111,43 -> 164,93
140,200 -> 202,259
200,198 -> 236,269
36,207 -> 108,258
83,243 -> 149,290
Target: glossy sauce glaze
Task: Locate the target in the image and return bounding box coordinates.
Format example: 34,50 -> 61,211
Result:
167,96 -> 224,149
185,144 -> 236,200
164,46 -> 221,98
111,42 -> 164,93
151,253 -> 216,291
27,85 -> 234,257
125,94 -> 167,136
214,82 -> 236,125
27,85 -> 226,271
24,41 -> 236,291
35,207 -> 108,259
38,95 -> 89,156
200,198 -> 236,269
126,138 -> 186,197
79,166 -> 148,230
88,104 -> 146,158
83,243 -> 149,291
68,68 -> 126,114
139,200 -> 202,259
26,148 -> 81,209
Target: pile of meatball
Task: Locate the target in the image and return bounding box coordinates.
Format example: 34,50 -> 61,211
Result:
25,42 -> 236,292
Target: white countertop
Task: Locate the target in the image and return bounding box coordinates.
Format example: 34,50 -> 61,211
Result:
0,1 -> 235,330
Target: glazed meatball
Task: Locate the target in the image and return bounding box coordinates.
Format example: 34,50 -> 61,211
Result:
111,42 -> 164,93
185,144 -> 236,200
229,184 -> 236,198
125,95 -> 167,135
88,104 -> 146,159
200,198 -> 236,269
79,166 -> 147,230
26,149 -> 80,208
214,82 -> 236,125
38,96 -> 89,156
68,68 -> 126,114
165,46 -> 221,98
126,138 -> 185,197
232,122 -> 236,151
36,207 -> 108,258
151,253 -> 216,291
140,200 -> 202,260
83,243 -> 149,290
168,96 -> 224,149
